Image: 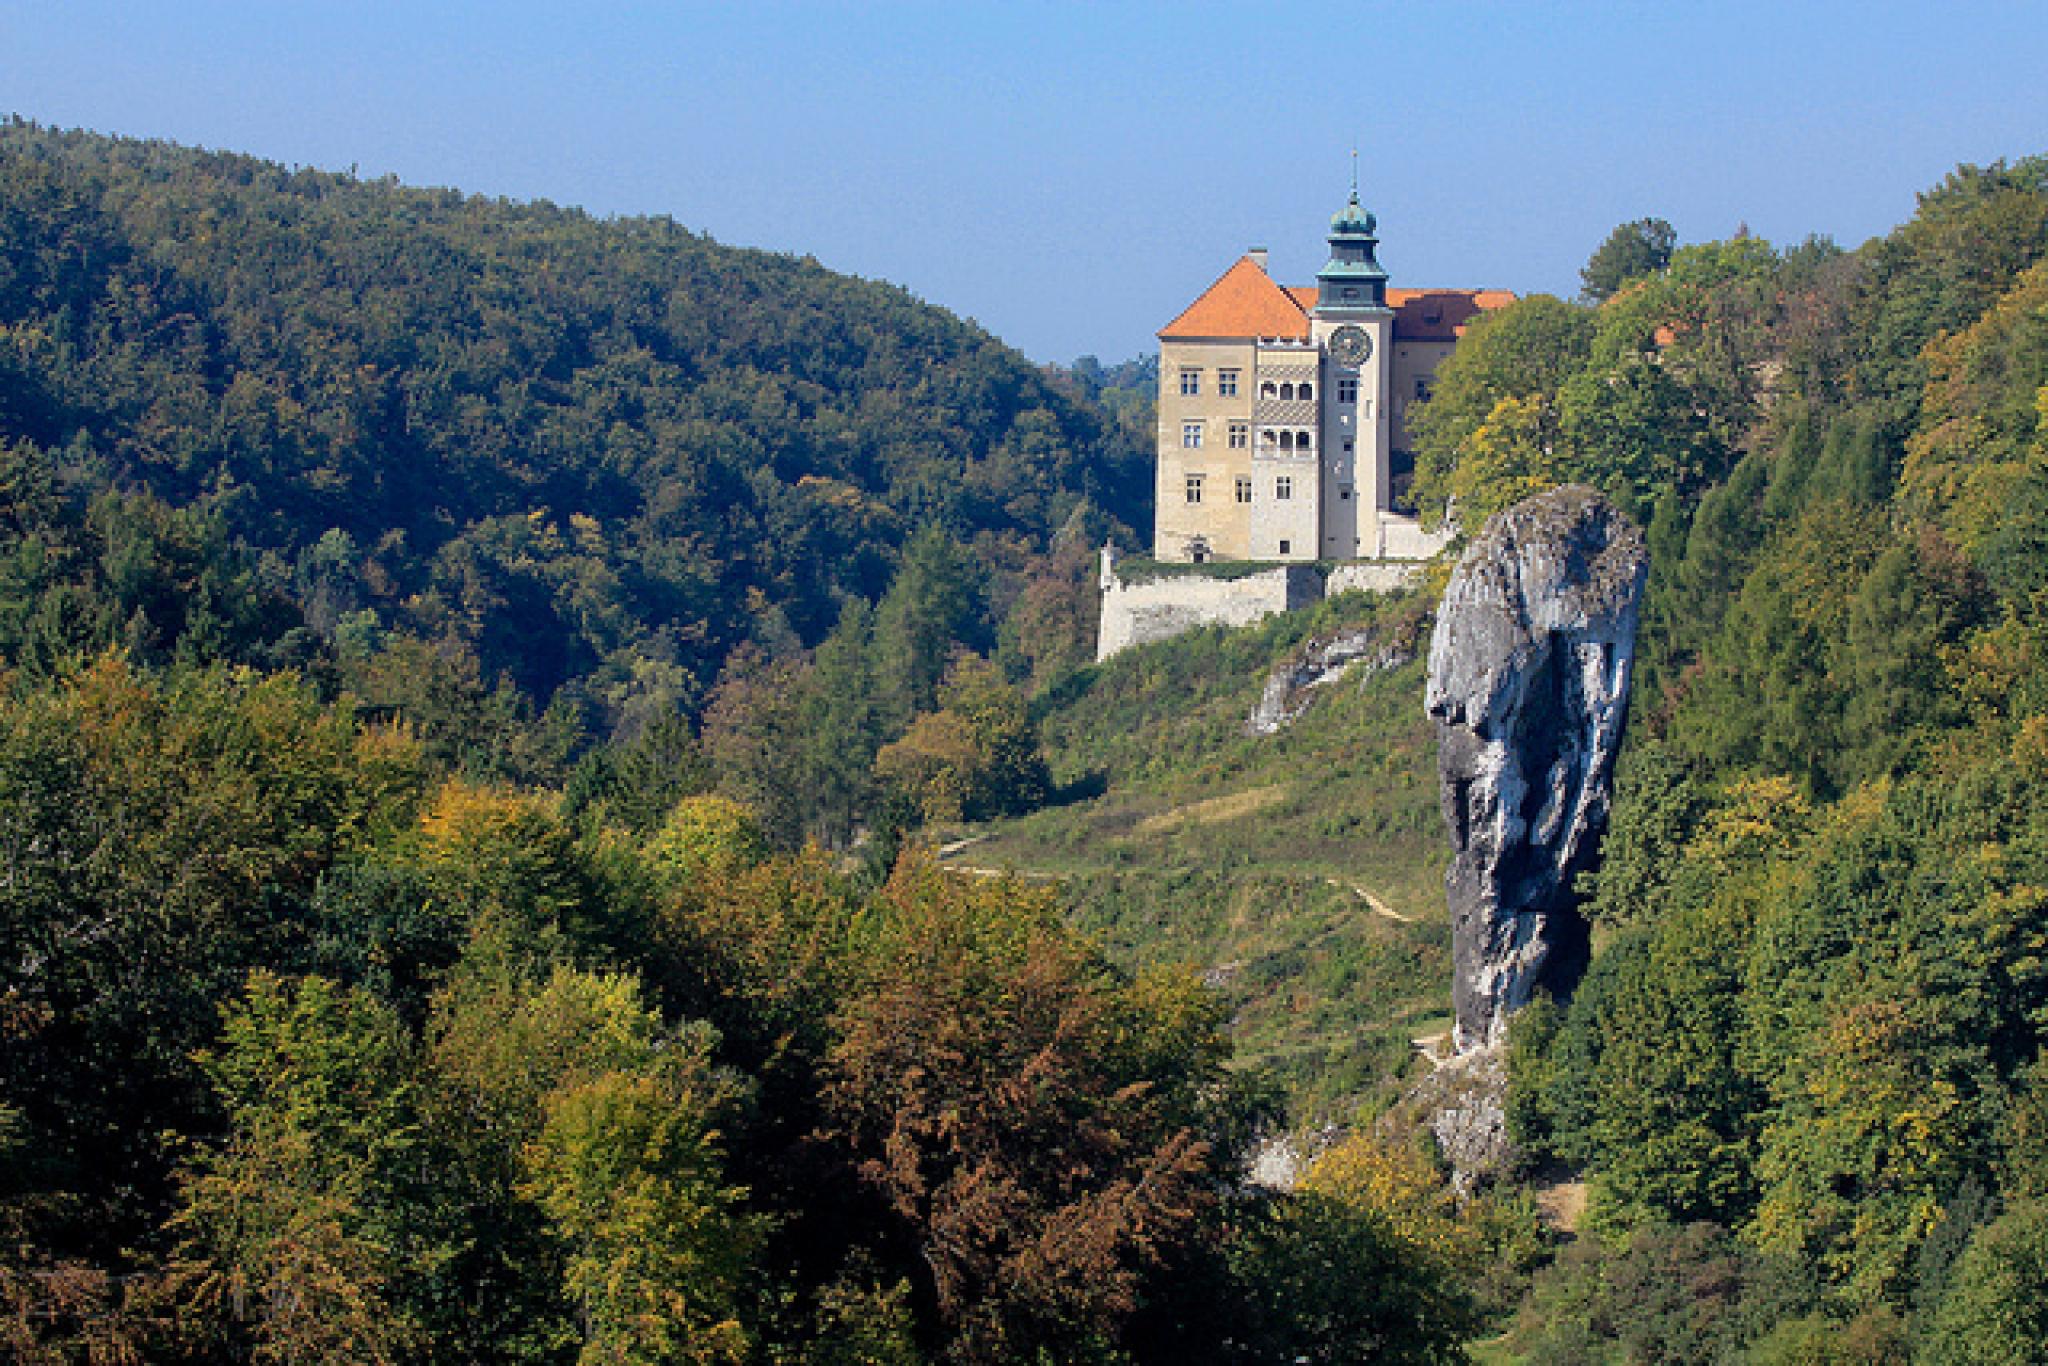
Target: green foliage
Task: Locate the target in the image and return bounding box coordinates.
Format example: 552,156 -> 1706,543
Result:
0,440 -> 308,677
1407,294 -> 1593,529
1580,217 -> 1677,302
1517,171 -> 2048,1338
1499,1222 -> 1815,1365
871,526 -> 988,732
1921,1198 -> 2048,1365
563,711 -> 716,835
1252,1133 -> 1484,1362
873,654 -> 1049,825
0,657 -> 425,1254
171,972 -> 422,1364
0,122 -> 1145,740
519,1066 -> 758,1364
645,794 -> 771,884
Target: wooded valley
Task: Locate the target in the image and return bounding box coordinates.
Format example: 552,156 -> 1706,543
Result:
2,121 -> 2047,1362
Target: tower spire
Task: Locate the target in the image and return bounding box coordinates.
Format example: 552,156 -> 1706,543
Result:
1316,175 -> 1387,313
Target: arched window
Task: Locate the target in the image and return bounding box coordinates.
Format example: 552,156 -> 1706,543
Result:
1300,383 -> 1313,401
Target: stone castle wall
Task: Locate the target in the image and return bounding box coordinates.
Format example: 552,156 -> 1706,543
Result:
1324,560 -> 1423,597
1095,564 -> 1323,661
1096,550 -> 1424,661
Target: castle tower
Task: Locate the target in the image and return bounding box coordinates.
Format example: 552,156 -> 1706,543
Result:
1148,183 -> 1502,565
1309,186 -> 1396,558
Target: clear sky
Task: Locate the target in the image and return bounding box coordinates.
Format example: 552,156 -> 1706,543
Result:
6,2 -> 2046,363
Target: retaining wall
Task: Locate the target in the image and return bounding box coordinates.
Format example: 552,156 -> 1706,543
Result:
1097,558 -> 1424,661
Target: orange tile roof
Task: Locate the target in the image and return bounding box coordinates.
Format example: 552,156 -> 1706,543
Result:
1159,256 -> 1310,340
1162,264 -> 1515,344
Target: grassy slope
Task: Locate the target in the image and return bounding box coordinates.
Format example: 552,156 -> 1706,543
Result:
942,589 -> 1453,1122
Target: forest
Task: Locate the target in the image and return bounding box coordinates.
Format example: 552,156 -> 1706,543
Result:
1414,158 -> 2048,1362
1,116 -> 2047,1362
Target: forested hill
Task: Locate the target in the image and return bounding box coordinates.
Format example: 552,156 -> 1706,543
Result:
1392,157 -> 2048,1358
0,119 -> 1145,728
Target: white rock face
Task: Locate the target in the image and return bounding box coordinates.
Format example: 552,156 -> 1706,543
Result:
1425,486 -> 1648,1052
1244,625 -> 1417,735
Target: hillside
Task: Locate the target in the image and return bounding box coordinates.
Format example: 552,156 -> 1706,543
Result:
943,588 -> 1453,1119
944,155 -> 2048,1360
0,119 -> 1145,737
5,117 -> 2048,1361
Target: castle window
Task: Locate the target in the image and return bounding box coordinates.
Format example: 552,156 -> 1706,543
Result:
1276,476 -> 1293,501
1218,369 -> 1240,397
1299,382 -> 1313,401
1228,422 -> 1248,449
1338,378 -> 1358,404
1182,422 -> 1203,448
1185,474 -> 1204,504
1235,476 -> 1252,503
1179,369 -> 1201,396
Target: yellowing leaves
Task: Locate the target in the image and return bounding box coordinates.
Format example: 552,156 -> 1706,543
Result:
1300,1133 -> 1481,1273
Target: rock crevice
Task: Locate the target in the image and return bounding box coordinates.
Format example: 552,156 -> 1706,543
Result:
1425,486 -> 1647,1053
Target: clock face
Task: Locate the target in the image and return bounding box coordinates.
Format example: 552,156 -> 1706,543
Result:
1329,324 -> 1371,366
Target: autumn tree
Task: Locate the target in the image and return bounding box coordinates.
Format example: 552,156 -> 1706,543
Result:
822,856 -> 1232,1363
1218,1135 -> 1484,1364
169,972 -> 422,1365
872,654 -> 1049,826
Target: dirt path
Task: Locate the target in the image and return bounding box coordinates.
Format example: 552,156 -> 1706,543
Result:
941,864 -> 1057,882
1326,877 -> 1416,923
1535,1179 -> 1589,1233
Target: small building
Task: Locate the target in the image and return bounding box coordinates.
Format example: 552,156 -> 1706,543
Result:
1152,189 -> 1512,564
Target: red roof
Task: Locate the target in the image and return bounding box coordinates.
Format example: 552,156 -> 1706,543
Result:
1159,256 -> 1311,340
1161,263 -> 1514,343
1388,288 -> 1517,341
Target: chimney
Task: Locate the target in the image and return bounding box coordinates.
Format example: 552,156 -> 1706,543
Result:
1247,247 -> 1269,273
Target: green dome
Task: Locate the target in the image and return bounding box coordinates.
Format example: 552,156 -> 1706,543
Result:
1330,191 -> 1376,236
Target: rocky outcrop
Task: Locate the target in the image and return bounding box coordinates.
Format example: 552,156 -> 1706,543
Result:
1410,1047 -> 1515,1196
1426,486 -> 1648,1053
1244,617 -> 1422,735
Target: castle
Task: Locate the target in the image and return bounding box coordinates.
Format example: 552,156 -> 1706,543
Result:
1150,187 -> 1511,564
1097,189 -> 1510,660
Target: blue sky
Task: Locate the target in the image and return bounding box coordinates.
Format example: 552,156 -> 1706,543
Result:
6,2 -> 2046,363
